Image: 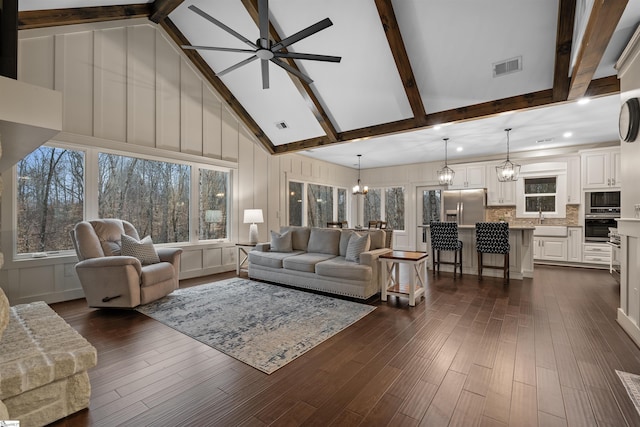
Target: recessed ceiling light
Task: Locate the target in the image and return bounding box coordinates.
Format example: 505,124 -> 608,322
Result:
456,147 -> 463,152
563,132 -> 573,138
577,98 -> 590,105
433,125 -> 441,130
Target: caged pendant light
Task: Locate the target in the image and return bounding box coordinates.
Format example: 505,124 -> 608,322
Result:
437,138 -> 455,185
496,128 -> 520,182
352,154 -> 368,195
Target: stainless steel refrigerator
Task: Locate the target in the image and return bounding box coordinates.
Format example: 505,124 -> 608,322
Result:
441,188 -> 486,225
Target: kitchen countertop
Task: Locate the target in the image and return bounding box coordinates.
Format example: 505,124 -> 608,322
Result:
418,224 -> 535,230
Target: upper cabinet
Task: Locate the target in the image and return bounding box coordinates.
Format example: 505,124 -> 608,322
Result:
487,162 -> 516,206
449,164 -> 486,189
581,147 -> 621,190
566,155 -> 581,204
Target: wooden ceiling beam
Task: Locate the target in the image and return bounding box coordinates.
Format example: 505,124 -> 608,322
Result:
567,0 -> 627,100
240,0 -> 339,143
273,79 -> 620,155
553,0 -> 577,101
161,19 -> 276,154
150,0 -> 184,24
374,0 -> 427,125
18,4 -> 152,30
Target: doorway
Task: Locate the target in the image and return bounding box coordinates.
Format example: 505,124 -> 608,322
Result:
416,186 -> 442,251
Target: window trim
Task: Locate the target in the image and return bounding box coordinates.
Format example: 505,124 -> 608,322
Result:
515,163 -> 567,219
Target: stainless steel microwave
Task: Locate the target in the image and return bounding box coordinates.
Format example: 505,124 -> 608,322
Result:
586,191 -> 620,211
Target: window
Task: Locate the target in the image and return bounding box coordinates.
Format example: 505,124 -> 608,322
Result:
200,169 -> 230,240
16,147 -> 84,254
98,153 -> 190,243
287,181 -> 347,227
524,177 -> 557,213
364,187 -> 405,230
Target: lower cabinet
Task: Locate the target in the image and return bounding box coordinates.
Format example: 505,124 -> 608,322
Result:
583,242 -> 611,265
567,227 -> 583,263
533,237 -> 568,261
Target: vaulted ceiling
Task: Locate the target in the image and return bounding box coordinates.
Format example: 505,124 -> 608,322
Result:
16,0 -> 640,168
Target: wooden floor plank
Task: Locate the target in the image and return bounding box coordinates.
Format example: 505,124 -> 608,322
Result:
44,266 -> 640,427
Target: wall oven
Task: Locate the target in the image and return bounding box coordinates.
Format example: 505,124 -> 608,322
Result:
585,214 -> 619,242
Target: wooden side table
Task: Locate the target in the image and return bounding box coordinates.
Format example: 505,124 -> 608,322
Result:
236,242 -> 256,275
379,250 -> 429,306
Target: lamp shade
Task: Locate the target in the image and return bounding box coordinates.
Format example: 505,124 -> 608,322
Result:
243,209 -> 264,224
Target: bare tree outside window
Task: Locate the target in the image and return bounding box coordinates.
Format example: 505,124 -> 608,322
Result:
17,147 -> 84,254
337,188 -> 347,224
200,169 -> 230,240
289,181 -> 303,226
363,189 -> 381,225
307,184 -> 333,227
98,153 -> 190,243
385,187 -> 405,230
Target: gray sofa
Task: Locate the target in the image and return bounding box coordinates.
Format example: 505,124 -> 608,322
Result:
248,226 -> 391,299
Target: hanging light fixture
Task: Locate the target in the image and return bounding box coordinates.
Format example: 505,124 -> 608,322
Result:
352,154 -> 368,195
437,138 -> 455,185
496,128 -> 521,182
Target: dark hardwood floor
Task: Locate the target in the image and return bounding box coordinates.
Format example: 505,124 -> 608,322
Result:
48,265 -> 640,426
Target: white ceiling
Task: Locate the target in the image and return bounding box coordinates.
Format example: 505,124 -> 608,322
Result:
18,0 -> 640,169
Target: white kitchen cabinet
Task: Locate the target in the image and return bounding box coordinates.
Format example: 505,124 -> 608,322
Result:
449,164 -> 486,189
583,242 -> 611,265
567,227 -> 583,262
487,163 -> 516,206
533,236 -> 568,261
566,156 -> 581,204
581,148 -> 621,190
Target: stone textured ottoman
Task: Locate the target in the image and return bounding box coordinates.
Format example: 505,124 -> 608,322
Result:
0,291 -> 97,427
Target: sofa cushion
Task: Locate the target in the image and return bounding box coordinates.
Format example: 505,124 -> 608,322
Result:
140,262 -> 175,287
307,228 -> 340,255
346,233 -> 371,263
91,219 -> 126,256
121,234 -> 160,265
249,250 -> 304,269
315,257 -> 373,281
0,288 -> 9,341
270,230 -> 293,252
339,230 -> 354,257
282,253 -> 336,273
366,230 -> 386,250
280,226 -> 311,251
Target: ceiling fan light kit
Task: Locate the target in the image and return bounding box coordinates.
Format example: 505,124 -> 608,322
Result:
182,1 -> 341,89
496,128 -> 521,182
352,154 -> 368,195
437,137 -> 455,186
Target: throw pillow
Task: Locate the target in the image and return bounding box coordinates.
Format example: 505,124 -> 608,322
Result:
270,230 -> 293,252
121,234 -> 161,265
345,232 -> 371,263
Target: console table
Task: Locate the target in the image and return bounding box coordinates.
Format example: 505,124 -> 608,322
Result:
379,250 -> 428,306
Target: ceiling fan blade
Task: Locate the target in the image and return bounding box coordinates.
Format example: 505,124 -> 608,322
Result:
216,55 -> 258,77
270,58 -> 313,84
271,18 -> 333,51
182,45 -> 256,53
258,0 -> 269,48
261,59 -> 269,89
188,5 -> 257,49
273,52 -> 341,63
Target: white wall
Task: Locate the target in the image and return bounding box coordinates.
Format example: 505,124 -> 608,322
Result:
0,19 -> 355,305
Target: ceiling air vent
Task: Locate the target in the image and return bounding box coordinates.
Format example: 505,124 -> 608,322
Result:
275,121 -> 289,130
493,56 -> 522,77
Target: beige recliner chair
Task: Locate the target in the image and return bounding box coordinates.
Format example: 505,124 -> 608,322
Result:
70,219 -> 182,308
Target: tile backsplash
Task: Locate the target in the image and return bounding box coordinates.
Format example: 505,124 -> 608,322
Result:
486,205 -> 579,226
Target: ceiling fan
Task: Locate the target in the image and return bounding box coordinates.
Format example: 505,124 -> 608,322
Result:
181,0 -> 341,89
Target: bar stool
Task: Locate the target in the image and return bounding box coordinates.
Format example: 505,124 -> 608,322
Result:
429,221 -> 463,278
476,222 -> 510,285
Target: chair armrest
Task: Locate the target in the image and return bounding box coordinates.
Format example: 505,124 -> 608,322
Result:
76,256 -> 142,275
254,243 -> 271,252
157,247 -> 183,264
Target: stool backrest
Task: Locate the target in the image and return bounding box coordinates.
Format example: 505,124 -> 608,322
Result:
430,221 -> 460,251
476,222 -> 510,254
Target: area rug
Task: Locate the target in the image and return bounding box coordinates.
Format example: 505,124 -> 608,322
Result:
616,369 -> 640,415
136,278 -> 375,374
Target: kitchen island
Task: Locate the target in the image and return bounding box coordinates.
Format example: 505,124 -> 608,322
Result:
419,224 -> 535,280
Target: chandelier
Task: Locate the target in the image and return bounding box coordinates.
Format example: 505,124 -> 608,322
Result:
352,154 -> 368,195
496,128 -> 521,182
437,138 -> 455,186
